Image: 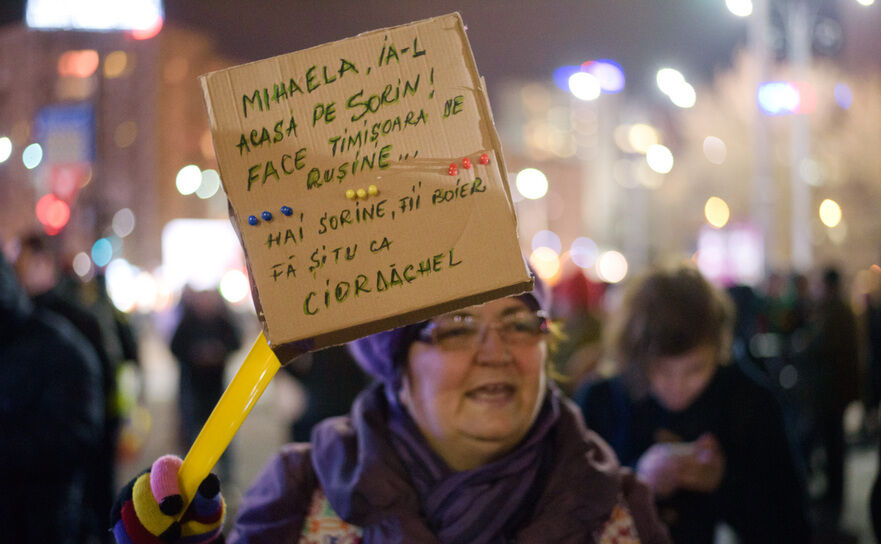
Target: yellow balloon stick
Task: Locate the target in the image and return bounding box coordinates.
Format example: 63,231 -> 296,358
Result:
177,332 -> 281,509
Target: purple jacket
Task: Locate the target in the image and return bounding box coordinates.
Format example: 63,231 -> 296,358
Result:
229,383 -> 669,543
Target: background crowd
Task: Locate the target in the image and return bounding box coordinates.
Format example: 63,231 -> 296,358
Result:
4,228 -> 881,543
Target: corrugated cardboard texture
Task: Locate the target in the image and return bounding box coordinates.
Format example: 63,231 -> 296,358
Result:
200,13 -> 531,358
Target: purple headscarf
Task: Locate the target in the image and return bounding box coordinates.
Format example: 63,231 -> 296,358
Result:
347,268 -> 550,385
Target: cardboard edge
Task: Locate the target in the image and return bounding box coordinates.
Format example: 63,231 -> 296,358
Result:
270,278 -> 534,364
197,12 -> 464,83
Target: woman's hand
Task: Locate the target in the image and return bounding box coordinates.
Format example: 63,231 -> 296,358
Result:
110,455 -> 226,543
676,433 -> 726,493
636,443 -> 683,498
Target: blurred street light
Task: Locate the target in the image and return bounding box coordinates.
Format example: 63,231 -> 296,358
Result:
0,137 -> 11,163
656,68 -> 696,108
568,72 -> 601,101
22,143 -> 43,169
597,250 -> 628,283
515,168 -> 549,199
819,198 -> 842,227
705,197 -> 731,228
175,164 -> 201,195
727,0 -> 755,16
628,124 -> 659,153
646,144 -> 674,174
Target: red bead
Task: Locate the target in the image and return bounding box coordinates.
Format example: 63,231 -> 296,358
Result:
448,163 -> 458,176
479,153 -> 490,165
462,157 -> 472,169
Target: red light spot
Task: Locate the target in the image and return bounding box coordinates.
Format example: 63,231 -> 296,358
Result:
58,50 -> 99,78
35,194 -> 70,233
793,82 -> 817,114
131,15 -> 163,40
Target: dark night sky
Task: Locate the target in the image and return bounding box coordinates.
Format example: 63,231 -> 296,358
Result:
160,0 -> 749,96
4,0 -> 880,97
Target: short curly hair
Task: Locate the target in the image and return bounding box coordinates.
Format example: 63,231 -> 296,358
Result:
606,264 -> 735,398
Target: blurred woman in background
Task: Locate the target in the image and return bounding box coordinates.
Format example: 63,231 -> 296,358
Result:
575,264 -> 810,543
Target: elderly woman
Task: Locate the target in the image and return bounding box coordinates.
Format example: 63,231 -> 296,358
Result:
574,265 -> 810,543
112,283 -> 669,543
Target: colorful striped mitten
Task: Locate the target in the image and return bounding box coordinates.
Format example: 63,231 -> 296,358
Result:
110,455 -> 226,543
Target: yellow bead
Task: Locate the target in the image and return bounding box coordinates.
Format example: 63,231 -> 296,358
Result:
345,189 -> 356,200
356,188 -> 367,199
367,185 -> 379,196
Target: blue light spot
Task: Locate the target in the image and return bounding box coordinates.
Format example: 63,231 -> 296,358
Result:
585,59 -> 625,93
553,65 -> 581,92
834,83 -> 853,110
91,238 -> 113,267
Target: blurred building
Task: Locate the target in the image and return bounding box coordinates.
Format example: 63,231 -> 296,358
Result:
0,21 -> 234,273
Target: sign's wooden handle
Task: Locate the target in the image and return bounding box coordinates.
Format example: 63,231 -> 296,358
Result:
177,332 -> 281,511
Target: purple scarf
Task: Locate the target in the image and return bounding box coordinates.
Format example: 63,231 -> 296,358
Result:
311,382 -> 623,543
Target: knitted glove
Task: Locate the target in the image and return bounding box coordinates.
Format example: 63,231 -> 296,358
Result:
110,455 -> 225,543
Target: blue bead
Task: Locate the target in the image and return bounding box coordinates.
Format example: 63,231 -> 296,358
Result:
280,206 -> 293,216
261,211 -> 273,221
248,215 -> 258,226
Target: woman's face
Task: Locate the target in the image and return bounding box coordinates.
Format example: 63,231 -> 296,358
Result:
647,344 -> 717,412
403,297 -> 547,471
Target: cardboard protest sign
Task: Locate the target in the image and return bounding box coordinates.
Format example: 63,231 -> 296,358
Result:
200,12 -> 531,360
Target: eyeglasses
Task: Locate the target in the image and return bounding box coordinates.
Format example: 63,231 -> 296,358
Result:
417,310 -> 549,351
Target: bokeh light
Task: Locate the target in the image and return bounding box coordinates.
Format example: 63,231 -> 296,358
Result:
105,259 -> 137,312
529,247 -> 561,280
597,251 -> 628,283
628,124 -> 659,154
220,269 -> 250,304
0,136 -> 11,163
114,120 -> 137,148
532,230 -> 562,254
91,238 -> 114,268
103,50 -> 129,78
726,0 -> 754,17
131,12 -> 164,40
196,169 -> 221,199
583,59 -> 625,93
553,65 -> 581,92
705,196 -> 731,229
568,72 -> 601,101
515,168 -> 549,200
175,164 -> 202,195
57,50 -> 99,78
570,237 -> 599,269
819,198 -> 842,227
758,82 -> 800,115
656,68 -> 686,96
134,271 -> 159,311
22,143 -> 43,169
702,136 -> 727,165
35,193 -> 70,233
646,144 -> 674,174
112,208 -> 136,237
72,251 -> 92,278
834,83 -> 853,109
669,82 -> 696,108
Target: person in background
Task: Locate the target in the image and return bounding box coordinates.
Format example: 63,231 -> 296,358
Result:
170,287 -> 242,481
0,249 -> 104,543
112,276 -> 671,543
13,231 -> 119,543
574,264 -> 810,543
806,266 -> 860,532
283,344 -> 370,443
